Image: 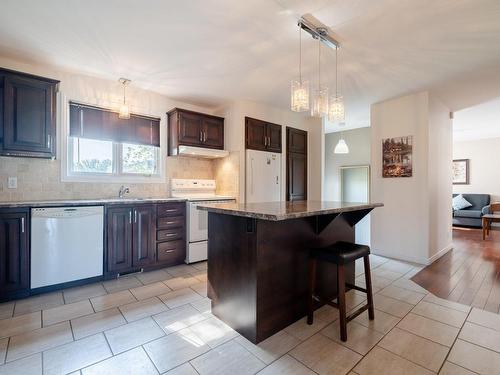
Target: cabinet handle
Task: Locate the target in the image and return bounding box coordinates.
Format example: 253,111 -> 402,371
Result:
164,249 -> 175,253
200,131 -> 203,142
166,221 -> 175,225
134,210 -> 137,223
47,134 -> 52,148
166,233 -> 176,237
129,211 -> 132,224
21,217 -> 25,233
165,209 -> 177,212
203,131 -> 207,142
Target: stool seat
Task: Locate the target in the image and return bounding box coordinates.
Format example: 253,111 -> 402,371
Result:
311,241 -> 370,265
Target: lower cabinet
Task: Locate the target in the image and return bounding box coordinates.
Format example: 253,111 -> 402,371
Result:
132,205 -> 156,268
0,209 -> 29,300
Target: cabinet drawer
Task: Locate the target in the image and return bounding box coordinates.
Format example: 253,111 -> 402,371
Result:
157,228 -> 184,242
157,216 -> 185,230
157,203 -> 185,217
157,240 -> 185,262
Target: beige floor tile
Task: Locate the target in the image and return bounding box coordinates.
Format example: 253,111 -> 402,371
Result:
189,316 -> 238,348
235,330 -> 301,364
164,275 -> 201,290
42,300 -> 94,326
163,362 -> 198,375
423,293 -> 471,313
14,292 -> 64,316
391,278 -> 428,294
192,272 -> 207,283
439,361 -> 477,374
63,283 -> 107,304
71,308 -> 126,340
467,307 -> 500,331
373,294 -> 413,318
7,321 -> 73,362
284,316 -> 331,341
0,311 -> 41,339
136,269 -> 172,285
356,274 -> 392,290
290,333 -> 361,375
257,354 -> 315,375
192,261 -> 208,271
354,346 -> 433,375
42,333 -> 112,375
90,290 -> 136,312
0,302 -> 14,320
102,276 -> 142,293
144,328 -> 210,373
448,339 -> 500,374
153,304 -> 207,334
159,288 -> 203,308
402,267 -> 425,279
372,269 -> 404,282
378,327 -> 449,372
343,291 -> 367,311
321,321 -> 383,355
191,340 -> 265,375
130,281 -> 171,301
314,304 -> 340,324
190,297 -> 211,314
190,282 -> 207,297
104,317 -> 164,354
378,285 -> 425,305
0,353 -> 42,375
0,338 -> 7,364
166,264 -> 199,277
81,346 -> 158,375
378,260 -> 415,275
119,297 -> 168,322
353,309 -> 400,334
412,301 -> 467,328
459,321 -> 500,353
397,313 -> 459,347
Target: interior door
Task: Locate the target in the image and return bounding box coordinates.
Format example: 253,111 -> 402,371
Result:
178,111 -> 203,146
132,205 -> 156,267
286,127 -> 307,201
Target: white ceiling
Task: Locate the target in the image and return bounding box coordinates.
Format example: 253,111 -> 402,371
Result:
1,0 -> 500,133
453,97 -> 500,142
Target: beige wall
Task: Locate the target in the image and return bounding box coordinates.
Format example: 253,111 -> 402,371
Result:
370,91 -> 453,265
453,137 -> 500,202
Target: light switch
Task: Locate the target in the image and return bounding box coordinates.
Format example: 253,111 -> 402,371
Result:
8,177 -> 17,189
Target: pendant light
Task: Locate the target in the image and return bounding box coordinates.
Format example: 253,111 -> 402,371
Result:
311,38 -> 329,118
118,78 -> 131,120
290,25 -> 309,112
334,133 -> 349,154
328,47 -> 345,124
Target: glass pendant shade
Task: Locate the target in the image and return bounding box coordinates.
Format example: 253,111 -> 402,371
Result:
328,95 -> 345,123
311,87 -> 329,118
290,79 -> 310,112
119,103 -> 130,119
334,138 -> 349,154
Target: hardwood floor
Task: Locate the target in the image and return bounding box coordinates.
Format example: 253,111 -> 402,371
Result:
412,227 -> 500,313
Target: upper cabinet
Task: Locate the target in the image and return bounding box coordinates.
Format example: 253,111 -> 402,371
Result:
167,108 -> 224,155
0,68 -> 59,159
245,117 -> 282,153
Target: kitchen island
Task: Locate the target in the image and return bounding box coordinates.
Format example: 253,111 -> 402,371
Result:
197,200 -> 383,344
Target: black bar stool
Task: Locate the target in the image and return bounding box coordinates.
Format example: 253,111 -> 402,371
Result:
307,241 -> 374,342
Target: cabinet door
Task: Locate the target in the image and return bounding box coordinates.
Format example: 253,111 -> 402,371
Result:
287,152 -> 307,201
245,117 -> 267,151
287,127 -> 307,154
178,111 -> 203,146
0,212 -> 29,297
107,207 -> 133,273
3,74 -> 55,157
266,123 -> 282,153
132,205 -> 156,268
202,117 -> 224,149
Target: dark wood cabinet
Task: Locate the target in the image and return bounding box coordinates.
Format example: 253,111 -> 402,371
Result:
132,205 -> 156,268
286,127 -> 307,201
156,203 -> 186,266
0,68 -> 59,158
0,209 -> 29,300
245,117 -> 282,153
107,207 -> 134,273
168,108 -> 224,155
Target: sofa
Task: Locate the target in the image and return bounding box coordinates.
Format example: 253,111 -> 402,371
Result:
453,193 -> 490,227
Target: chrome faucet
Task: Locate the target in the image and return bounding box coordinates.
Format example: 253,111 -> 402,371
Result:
118,185 -> 130,199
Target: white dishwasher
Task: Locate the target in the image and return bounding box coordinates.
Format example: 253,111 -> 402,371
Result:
31,206 -> 104,289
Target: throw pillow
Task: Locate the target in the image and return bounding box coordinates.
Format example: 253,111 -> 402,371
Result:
453,194 -> 473,211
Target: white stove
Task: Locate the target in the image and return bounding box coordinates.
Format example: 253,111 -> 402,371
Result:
171,179 -> 235,263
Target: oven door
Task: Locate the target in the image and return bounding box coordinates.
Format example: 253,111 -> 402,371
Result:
188,201 -> 208,242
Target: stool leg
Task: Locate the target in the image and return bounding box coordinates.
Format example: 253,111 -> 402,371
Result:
337,263 -> 347,341
307,258 -> 317,325
363,255 -> 375,320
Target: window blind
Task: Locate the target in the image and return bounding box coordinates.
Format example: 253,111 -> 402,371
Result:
69,102 -> 160,147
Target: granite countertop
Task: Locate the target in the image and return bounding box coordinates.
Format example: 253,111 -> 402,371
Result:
0,197 -> 187,208
197,200 -> 383,221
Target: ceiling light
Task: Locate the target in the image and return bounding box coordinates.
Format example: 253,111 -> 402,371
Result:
291,26 -> 309,112
329,48 -> 345,123
118,78 -> 131,120
334,136 -> 349,154
311,39 -> 329,118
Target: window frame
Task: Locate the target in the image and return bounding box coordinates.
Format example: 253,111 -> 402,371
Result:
60,95 -> 166,184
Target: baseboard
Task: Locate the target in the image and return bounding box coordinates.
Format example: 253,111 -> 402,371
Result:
372,243 -> 453,266
426,243 -> 453,265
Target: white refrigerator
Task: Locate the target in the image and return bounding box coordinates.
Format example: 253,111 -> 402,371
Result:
246,149 -> 281,203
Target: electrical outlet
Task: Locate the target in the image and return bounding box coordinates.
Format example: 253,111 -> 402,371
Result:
8,177 -> 17,189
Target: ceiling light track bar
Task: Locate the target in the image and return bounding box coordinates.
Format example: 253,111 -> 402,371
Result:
298,18 -> 339,50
